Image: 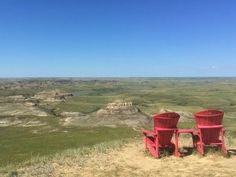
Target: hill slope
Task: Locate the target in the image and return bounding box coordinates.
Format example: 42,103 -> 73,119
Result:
15,140 -> 236,177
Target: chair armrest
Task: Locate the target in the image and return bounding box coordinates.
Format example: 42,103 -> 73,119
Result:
141,128 -> 157,136
156,127 -> 178,131
198,125 -> 223,129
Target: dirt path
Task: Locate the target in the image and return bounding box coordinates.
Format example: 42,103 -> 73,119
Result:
18,142 -> 236,177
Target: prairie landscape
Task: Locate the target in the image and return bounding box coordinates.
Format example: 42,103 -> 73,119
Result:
1,0 -> 235,176
0,78 -> 236,177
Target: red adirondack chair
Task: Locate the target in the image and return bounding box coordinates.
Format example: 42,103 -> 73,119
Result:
194,109 -> 227,155
142,112 -> 180,158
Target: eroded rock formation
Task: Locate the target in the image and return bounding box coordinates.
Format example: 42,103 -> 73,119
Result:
33,89 -> 73,102
97,100 -> 139,115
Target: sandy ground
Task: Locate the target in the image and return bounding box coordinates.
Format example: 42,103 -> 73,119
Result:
17,141 -> 236,177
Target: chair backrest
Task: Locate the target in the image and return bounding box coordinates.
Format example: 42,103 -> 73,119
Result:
194,110 -> 224,144
153,112 -> 180,145
195,109 -> 224,126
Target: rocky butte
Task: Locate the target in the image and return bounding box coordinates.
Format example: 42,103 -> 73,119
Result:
60,100 -> 150,127
96,100 -> 139,115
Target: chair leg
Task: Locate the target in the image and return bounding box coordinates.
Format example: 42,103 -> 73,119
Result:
197,131 -> 204,155
197,144 -> 200,154
175,132 -> 180,157
155,139 -> 160,158
156,147 -> 160,158
196,139 -> 204,155
192,134 -> 197,148
148,145 -> 159,158
220,130 -> 228,155
198,144 -> 204,155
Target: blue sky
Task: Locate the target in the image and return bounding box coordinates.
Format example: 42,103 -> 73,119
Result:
0,0 -> 235,77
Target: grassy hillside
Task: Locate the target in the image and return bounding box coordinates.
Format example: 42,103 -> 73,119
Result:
0,126 -> 138,167
0,78 -> 236,172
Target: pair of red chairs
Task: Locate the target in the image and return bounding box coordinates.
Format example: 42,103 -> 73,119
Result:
142,110 -> 227,158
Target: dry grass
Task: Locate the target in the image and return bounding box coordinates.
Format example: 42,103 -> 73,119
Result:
10,137 -> 236,177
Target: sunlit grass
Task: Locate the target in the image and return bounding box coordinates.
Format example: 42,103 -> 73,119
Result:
0,126 -> 139,167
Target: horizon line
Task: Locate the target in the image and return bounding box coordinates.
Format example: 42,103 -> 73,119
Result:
1,76 -> 236,79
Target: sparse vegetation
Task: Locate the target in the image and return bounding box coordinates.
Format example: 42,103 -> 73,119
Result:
0,78 -> 236,176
